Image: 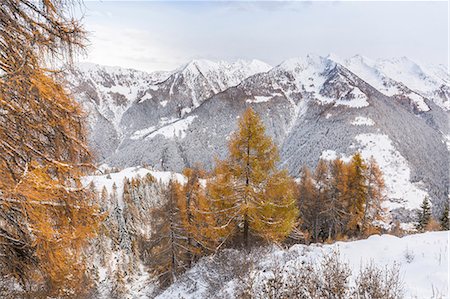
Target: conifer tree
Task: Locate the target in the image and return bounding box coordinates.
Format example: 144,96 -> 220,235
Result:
415,197 -> 432,232
101,186 -> 109,209
178,167 -> 218,262
325,159 -> 349,240
314,160 -> 330,240
207,108 -> 298,248
147,180 -> 189,289
346,153 -> 368,234
361,157 -> 386,234
0,1 -> 99,295
440,202 -> 449,231
297,166 -> 320,242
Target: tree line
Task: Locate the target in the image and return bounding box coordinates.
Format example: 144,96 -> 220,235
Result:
123,108 -> 446,292
128,108 -> 388,290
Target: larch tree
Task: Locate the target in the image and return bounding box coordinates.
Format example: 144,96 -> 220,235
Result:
297,165 -> 319,242
325,159 -> 349,240
207,108 -> 298,248
361,157 -> 386,235
146,180 -> 189,289
297,164 -> 325,242
313,160 -> 330,240
345,153 -> 368,235
178,167 -> 218,262
0,0 -> 100,296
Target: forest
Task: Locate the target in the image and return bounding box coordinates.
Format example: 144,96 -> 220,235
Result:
0,0 -> 448,298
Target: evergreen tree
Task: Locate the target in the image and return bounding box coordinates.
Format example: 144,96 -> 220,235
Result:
440,202 -> 449,231
207,108 -> 298,248
415,197 -> 432,232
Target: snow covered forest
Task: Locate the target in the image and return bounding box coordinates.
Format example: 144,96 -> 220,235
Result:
0,0 -> 448,298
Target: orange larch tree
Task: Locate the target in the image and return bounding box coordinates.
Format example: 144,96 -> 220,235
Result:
207,108 -> 298,248
0,0 -> 100,296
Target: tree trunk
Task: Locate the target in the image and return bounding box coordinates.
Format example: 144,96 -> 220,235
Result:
244,214 -> 249,249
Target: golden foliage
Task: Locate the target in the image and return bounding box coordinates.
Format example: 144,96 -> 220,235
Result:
178,167 -> 220,255
297,154 -> 386,242
0,0 -> 100,296
207,108 -> 298,247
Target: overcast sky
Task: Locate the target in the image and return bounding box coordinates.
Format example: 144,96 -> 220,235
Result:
78,1 -> 448,72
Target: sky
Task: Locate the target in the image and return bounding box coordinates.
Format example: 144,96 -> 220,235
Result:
77,1 -> 449,72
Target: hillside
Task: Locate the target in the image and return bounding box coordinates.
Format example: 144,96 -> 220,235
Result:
158,231 -> 449,299
67,55 -> 449,220
81,167 -> 449,299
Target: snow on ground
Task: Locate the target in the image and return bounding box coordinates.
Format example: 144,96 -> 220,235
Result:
246,96 -> 272,104
131,115 -> 197,140
445,135 -> 450,151
351,116 -> 375,126
354,133 -> 428,210
84,166 -> 186,195
320,149 -> 339,161
246,93 -> 283,104
334,87 -> 370,108
158,231 -> 449,299
320,149 -> 352,163
337,55 -> 430,112
138,93 -> 153,103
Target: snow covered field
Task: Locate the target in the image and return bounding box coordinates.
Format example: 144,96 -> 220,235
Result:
159,231 -> 449,299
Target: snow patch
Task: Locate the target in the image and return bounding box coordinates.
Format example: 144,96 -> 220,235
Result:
354,133 -> 428,210
84,166 -> 186,195
146,115 -> 198,140
130,125 -> 156,140
406,91 -> 430,111
246,96 -> 272,104
320,150 -> 338,161
138,93 -> 153,103
334,87 -> 370,108
160,100 -> 168,107
351,116 -> 375,126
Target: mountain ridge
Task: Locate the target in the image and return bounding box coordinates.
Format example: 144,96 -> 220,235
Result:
66,55 -> 449,219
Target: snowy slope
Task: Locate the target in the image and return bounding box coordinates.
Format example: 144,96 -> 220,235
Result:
84,166 -> 186,194
158,231 -> 449,299
327,54 -> 450,112
66,59 -> 271,160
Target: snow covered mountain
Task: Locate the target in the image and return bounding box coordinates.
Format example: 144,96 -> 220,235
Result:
66,59 -> 271,160
66,55 -> 449,219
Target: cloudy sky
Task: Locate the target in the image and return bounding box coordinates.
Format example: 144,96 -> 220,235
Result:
78,1 -> 448,72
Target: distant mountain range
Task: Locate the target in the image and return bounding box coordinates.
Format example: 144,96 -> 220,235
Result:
65,54 -> 449,220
